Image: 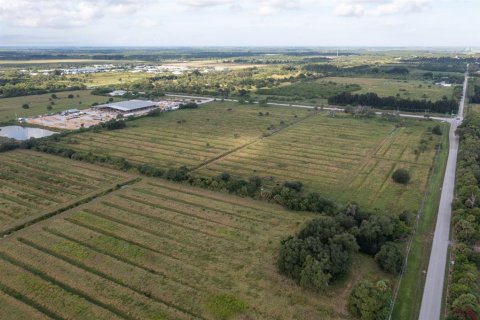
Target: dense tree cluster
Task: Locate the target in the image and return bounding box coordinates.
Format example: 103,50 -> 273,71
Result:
328,92 -> 459,114
447,113 -> 480,320
277,216 -> 358,292
277,202 -> 411,292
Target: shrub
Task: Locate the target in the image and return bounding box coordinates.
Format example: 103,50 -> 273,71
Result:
348,279 -> 392,320
392,169 -> 410,184
22,103 -> 29,109
147,108 -> 162,117
432,124 -> 443,135
179,102 -> 198,109
374,242 -> 405,275
104,119 -> 126,130
206,294 -> 247,320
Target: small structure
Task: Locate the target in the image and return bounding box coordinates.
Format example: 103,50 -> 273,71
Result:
436,81 -> 452,87
61,109 -> 80,116
93,100 -> 157,113
108,90 -> 127,96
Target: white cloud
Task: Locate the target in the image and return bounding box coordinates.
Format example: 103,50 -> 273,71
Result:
177,0 -> 235,8
0,0 -> 151,28
334,3 -> 365,16
334,0 -> 432,17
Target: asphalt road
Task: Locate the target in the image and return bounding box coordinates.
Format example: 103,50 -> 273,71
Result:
418,70 -> 468,320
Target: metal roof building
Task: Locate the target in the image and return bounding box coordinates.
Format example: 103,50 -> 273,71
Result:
93,100 -> 157,113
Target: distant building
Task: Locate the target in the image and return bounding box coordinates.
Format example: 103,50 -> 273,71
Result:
93,100 -> 157,113
436,81 -> 452,87
108,90 -> 127,96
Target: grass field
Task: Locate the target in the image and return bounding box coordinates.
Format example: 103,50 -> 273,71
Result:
0,90 -> 124,122
71,72 -> 153,87
0,177 -> 390,320
255,80 -> 360,102
52,102 -> 310,168
0,150 -> 131,232
322,76 -> 455,101
198,112 -> 446,212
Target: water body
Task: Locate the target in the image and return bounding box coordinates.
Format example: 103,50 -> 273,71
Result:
0,126 -> 56,141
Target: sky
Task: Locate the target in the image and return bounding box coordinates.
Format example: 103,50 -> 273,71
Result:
0,0 -> 478,47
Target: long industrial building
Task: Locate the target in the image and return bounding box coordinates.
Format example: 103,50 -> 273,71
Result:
93,100 -> 157,113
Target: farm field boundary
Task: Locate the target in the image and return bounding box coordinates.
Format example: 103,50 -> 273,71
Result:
191,110 -> 319,171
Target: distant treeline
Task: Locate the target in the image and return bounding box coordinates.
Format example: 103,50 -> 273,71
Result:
0,49 -> 355,62
328,92 -> 459,114
0,85 -> 85,98
303,64 -> 414,76
402,56 -> 479,64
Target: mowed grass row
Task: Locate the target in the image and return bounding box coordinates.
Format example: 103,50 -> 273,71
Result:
0,178 -> 387,320
53,102 -> 310,168
0,90 -> 125,122
198,114 -> 443,212
0,150 -> 130,227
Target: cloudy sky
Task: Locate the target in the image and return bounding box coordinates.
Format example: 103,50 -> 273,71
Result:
0,0 -> 478,47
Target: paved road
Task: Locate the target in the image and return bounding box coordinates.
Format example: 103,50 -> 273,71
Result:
418,70 -> 469,320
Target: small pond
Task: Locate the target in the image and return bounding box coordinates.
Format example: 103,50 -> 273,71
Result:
0,126 -> 56,141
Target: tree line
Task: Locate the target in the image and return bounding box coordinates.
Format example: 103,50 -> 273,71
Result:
328,92 -> 459,114
470,85 -> 480,104
446,113 -> 480,319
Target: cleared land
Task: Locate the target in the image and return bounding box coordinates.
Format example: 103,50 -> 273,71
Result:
0,178 -> 389,320
322,77 -> 455,101
52,102 -> 310,168
0,90 -> 124,122
0,150 -> 132,232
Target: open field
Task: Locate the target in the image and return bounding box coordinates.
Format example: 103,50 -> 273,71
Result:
197,113 -> 446,212
0,90 -> 124,122
72,72 -> 154,87
51,102 -> 310,168
0,177 -> 390,320
322,76 -> 455,101
44,102 -> 446,213
255,80 -> 360,103
0,150 -> 132,233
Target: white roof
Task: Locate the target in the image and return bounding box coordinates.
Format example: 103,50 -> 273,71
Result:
95,100 -> 156,112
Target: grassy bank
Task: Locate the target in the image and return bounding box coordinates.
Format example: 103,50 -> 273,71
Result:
392,121 -> 450,319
